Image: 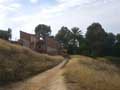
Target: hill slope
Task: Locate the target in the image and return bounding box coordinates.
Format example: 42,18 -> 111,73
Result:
1,55 -> 119,90
63,56 -> 120,90
0,39 -> 64,85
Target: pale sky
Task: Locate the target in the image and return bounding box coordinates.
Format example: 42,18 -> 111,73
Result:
0,0 -> 120,40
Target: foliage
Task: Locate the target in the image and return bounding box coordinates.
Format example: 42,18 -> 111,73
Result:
55,26 -> 71,48
104,33 -> 116,56
55,22 -> 120,57
0,28 -> 12,40
35,24 -> 51,38
86,23 -> 107,56
56,26 -> 85,54
116,34 -> 120,42
35,24 -> 52,51
1,22 -> 119,57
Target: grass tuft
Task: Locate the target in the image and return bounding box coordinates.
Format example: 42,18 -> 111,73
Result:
0,39 -> 64,85
63,55 -> 120,90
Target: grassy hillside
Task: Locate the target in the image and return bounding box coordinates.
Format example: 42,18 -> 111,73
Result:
63,55 -> 120,90
0,39 -> 64,85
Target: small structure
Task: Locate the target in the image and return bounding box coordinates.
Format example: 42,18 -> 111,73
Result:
19,31 -> 61,55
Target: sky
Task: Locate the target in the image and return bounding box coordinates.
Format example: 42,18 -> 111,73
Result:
0,0 -> 120,40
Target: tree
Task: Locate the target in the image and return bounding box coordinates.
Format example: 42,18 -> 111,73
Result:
8,28 -> 12,40
113,34 -> 120,57
35,24 -> 51,38
70,27 -> 82,46
116,34 -> 120,42
68,27 -> 83,54
86,23 -> 107,56
35,24 -> 51,52
104,33 -> 116,56
55,26 -> 71,49
0,28 -> 12,40
56,26 -> 85,54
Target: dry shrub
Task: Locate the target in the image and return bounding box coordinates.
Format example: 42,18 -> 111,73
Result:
0,39 -> 64,85
63,56 -> 120,90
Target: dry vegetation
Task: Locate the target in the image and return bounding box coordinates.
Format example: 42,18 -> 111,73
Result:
63,55 -> 120,90
0,39 -> 64,85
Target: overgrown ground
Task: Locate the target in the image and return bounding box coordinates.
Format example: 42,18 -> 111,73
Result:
63,55 -> 120,90
0,39 -> 64,85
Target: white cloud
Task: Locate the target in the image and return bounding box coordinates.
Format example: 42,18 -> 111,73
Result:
30,0 -> 39,3
0,0 -> 13,3
0,0 -> 21,34
0,0 -> 119,40
10,3 -> 21,9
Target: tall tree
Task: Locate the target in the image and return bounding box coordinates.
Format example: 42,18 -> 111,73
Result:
8,28 -> 12,40
86,23 -> 107,56
35,24 -> 51,38
70,27 -> 82,47
116,34 -> 120,43
55,26 -> 71,49
35,24 -> 51,52
68,27 -> 83,54
0,28 -> 12,40
104,33 -> 116,56
56,26 -> 84,54
113,34 -> 120,56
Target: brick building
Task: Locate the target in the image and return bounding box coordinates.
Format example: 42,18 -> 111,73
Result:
19,31 -> 61,55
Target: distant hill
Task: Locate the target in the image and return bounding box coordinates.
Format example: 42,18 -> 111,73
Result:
0,39 -> 64,85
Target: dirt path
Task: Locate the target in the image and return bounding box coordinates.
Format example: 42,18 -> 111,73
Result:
0,60 -> 67,90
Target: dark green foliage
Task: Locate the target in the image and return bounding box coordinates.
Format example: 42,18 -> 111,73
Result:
55,26 -> 84,54
55,26 -> 71,48
35,24 -> 51,38
55,23 -> 120,57
0,28 -> 12,40
68,27 -> 82,54
78,39 -> 90,56
113,34 -> 120,57
116,34 -> 120,42
86,23 -> 107,56
104,33 -> 116,56
35,24 -> 51,51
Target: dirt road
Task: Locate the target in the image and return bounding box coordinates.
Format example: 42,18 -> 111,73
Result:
0,60 -> 67,90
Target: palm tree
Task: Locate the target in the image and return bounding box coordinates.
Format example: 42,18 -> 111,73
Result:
69,27 -> 83,54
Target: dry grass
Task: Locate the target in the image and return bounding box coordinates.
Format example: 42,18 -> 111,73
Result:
63,55 -> 120,90
0,39 -> 64,85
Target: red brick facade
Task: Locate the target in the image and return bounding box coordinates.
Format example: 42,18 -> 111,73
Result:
19,31 -> 61,55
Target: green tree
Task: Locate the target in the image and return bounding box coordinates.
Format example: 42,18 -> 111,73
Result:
56,26 -> 85,54
86,23 -> 107,56
104,33 -> 116,56
55,26 -> 71,49
0,28 -> 12,40
8,28 -> 12,40
116,34 -> 120,42
35,24 -> 51,52
68,27 -> 83,54
35,24 -> 51,37
70,27 -> 82,47
113,34 -> 120,57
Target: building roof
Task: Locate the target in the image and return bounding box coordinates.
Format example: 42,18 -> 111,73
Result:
20,31 -> 36,41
